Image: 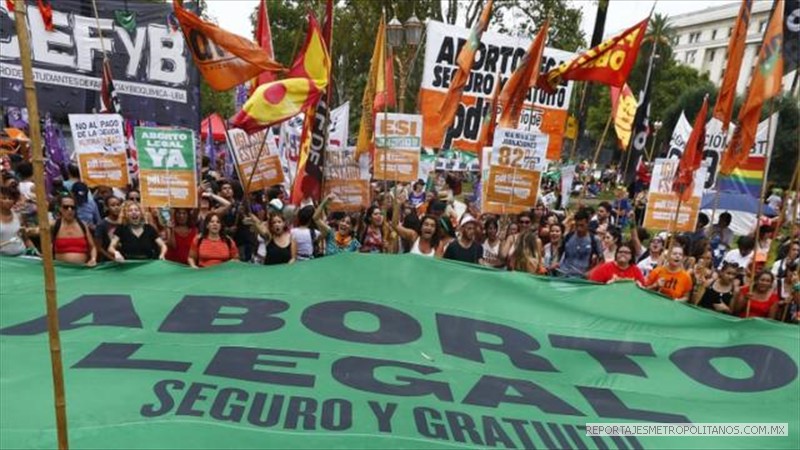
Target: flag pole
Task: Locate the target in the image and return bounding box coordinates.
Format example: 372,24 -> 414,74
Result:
568,82 -> 588,162
581,114 -> 612,203
13,1 -> 69,448
745,99 -> 777,318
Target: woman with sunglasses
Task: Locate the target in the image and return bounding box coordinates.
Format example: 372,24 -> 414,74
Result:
587,242 -> 644,285
733,271 -> 780,319
52,195 -> 97,266
108,201 -> 167,261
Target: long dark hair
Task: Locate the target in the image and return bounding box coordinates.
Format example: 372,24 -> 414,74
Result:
419,214 -> 442,248
201,213 -> 228,240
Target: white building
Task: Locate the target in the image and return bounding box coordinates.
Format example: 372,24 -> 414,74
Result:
670,1 -> 796,95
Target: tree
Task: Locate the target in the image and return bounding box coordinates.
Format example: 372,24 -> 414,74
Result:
494,0 -> 586,52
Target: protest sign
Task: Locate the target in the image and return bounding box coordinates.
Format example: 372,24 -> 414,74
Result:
1,255 -> 797,449
323,146 -> 370,212
643,158 -> 706,232
69,114 -> 128,188
490,128 -> 548,171
226,128 -> 285,193
134,127 -> 197,208
374,114 -> 422,183
420,21 -> 574,159
560,164 -> 576,209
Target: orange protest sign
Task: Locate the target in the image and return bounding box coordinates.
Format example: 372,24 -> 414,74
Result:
76,152 -> 129,188
484,165 -> 540,207
227,129 -> 285,193
373,149 -> 420,183
323,179 -> 371,212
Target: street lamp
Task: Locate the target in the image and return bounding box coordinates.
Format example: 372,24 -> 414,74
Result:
648,120 -> 663,161
387,10 -> 425,113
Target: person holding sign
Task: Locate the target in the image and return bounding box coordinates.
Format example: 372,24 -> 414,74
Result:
108,201 -> 167,261
313,196 -> 361,255
644,246 -> 693,302
51,195 -> 97,267
187,214 -> 239,268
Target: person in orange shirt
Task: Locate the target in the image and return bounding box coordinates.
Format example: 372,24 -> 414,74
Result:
645,245 -> 693,301
188,213 -> 239,268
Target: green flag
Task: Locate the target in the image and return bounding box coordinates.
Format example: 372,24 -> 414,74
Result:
1,256 -> 798,449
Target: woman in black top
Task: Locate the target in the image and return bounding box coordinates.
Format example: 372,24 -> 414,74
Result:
245,212 -> 296,265
108,201 -> 167,261
697,262 -> 739,314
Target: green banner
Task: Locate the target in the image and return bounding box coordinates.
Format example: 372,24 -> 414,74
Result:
1,256 -> 798,449
134,127 -> 196,172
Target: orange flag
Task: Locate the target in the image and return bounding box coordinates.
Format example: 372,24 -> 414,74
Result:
432,0 -> 494,147
355,15 -> 389,159
478,71 -> 502,149
172,0 -> 285,91
719,0 -> 784,176
673,95 -> 709,201
713,0 -> 753,131
231,14 -> 331,134
610,83 -> 637,149
541,18 -> 647,92
254,0 -> 277,87
498,20 -> 548,128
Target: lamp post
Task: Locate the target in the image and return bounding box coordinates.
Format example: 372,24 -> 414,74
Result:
387,10 -> 424,113
648,120 -> 663,162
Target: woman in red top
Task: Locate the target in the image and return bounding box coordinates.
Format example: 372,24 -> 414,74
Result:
166,208 -> 197,264
588,243 -> 645,285
733,271 -> 780,319
187,213 -> 238,268
52,195 -> 97,267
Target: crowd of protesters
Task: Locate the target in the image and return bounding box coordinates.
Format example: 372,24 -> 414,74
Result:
1,157 -> 798,324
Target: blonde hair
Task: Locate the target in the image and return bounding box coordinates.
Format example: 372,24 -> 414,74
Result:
120,200 -> 143,226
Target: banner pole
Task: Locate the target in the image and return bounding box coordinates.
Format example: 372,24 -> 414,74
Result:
13,1 -> 69,448
580,114 -> 612,204
568,82 -> 588,162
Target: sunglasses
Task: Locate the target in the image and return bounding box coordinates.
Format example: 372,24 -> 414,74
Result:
61,205 -> 75,210
519,220 -> 531,224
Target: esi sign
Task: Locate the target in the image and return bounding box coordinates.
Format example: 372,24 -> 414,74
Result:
134,127 -> 197,208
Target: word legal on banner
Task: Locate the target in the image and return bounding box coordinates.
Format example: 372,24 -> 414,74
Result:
134,127 -> 197,208
373,114 -> 422,183
643,158 -> 706,233
69,114 -> 129,188
419,21 -> 575,158
482,128 -> 546,214
323,147 -> 370,212
226,128 -> 285,193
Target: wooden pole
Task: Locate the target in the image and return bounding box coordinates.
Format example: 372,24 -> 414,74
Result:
580,114 -> 612,203
568,82 -> 588,162
745,103 -> 777,318
646,128 -> 658,162
13,1 -> 69,448
773,157 -> 799,236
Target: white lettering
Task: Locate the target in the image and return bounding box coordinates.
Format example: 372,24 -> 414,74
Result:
115,27 -> 147,78
147,25 -> 186,84
30,8 -> 73,67
73,15 -> 115,72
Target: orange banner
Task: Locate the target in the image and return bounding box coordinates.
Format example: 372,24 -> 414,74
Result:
227,129 -> 285,193
77,153 -> 129,188
484,165 -> 540,207
322,179 -> 371,212
374,149 -> 420,183
172,0 -> 284,91
139,170 -> 197,209
542,18 -> 648,91
643,193 -> 701,233
713,0 -> 753,130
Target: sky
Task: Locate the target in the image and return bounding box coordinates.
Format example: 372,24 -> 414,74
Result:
207,0 -> 739,43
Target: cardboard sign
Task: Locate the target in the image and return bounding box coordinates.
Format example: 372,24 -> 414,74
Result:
490,128 -> 548,171
420,21 -> 574,158
484,165 -> 541,208
323,147 -> 370,212
134,127 -> 197,208
69,114 -> 129,188
643,158 -> 706,232
226,128 -> 285,193
374,114 -> 422,183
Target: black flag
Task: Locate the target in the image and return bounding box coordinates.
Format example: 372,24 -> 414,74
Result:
784,0 -> 799,75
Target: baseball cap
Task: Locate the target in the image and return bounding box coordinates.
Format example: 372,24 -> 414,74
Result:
71,181 -> 89,203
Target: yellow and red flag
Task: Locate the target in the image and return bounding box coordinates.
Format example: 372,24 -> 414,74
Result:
610,83 -> 637,149
719,0 -> 784,176
498,20 -> 548,128
432,0 -> 493,147
355,15 -> 390,159
673,95 -> 708,201
172,0 -> 285,91
540,18 -> 647,92
231,14 -> 331,134
713,0 -> 753,131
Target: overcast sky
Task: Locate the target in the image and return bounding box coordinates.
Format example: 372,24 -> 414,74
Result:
207,0 -> 738,43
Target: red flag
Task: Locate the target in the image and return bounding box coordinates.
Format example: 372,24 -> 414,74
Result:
254,0 -> 277,86
713,0 -> 753,130
541,18 -> 647,92
719,0 -> 784,176
498,20 -> 548,128
5,1 -> 13,13
172,0 -> 285,91
37,0 -> 52,31
673,95 -> 708,201
100,58 -> 121,113
433,0 -> 493,147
